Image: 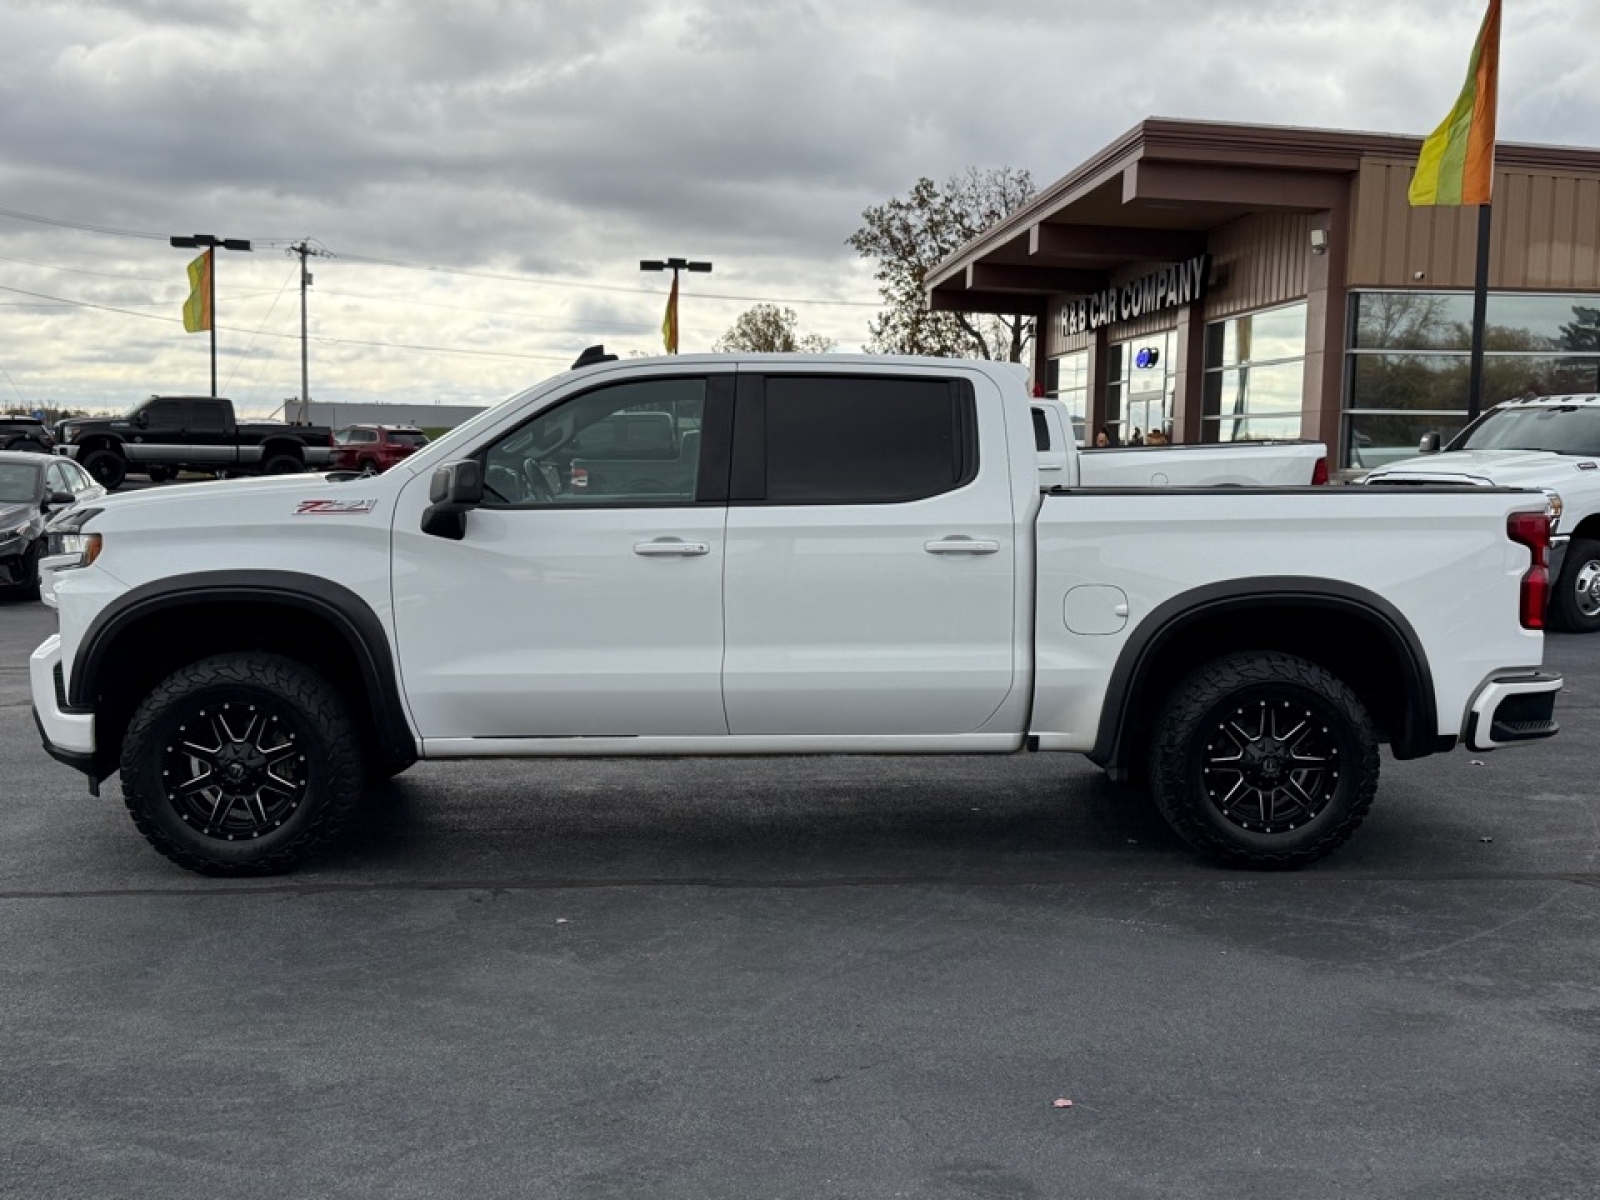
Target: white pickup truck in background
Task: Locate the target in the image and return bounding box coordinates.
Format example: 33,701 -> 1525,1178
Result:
32,352 -> 1560,877
1031,400 -> 1329,487
1364,393 -> 1600,632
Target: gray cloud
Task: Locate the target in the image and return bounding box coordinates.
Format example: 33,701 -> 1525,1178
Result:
3,0 -> 1599,411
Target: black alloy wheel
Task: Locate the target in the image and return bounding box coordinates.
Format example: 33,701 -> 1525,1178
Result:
1147,651 -> 1379,869
160,704 -> 309,840
81,449 -> 126,490
120,652 -> 365,875
1199,696 -> 1341,834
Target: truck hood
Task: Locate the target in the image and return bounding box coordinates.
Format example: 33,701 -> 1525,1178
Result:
1364,449 -> 1597,488
85,473 -> 394,528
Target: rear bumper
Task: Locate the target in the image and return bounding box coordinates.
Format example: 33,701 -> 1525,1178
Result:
1464,671 -> 1562,751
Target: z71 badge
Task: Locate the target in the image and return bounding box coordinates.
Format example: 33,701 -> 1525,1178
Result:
294,498 -> 378,515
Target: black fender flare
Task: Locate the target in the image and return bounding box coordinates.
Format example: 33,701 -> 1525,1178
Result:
1088,576 -> 1442,774
71,570 -> 416,770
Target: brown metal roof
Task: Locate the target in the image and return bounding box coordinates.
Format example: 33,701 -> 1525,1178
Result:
927,117 -> 1600,315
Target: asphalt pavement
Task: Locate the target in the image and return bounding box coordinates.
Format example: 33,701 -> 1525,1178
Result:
1,594 -> 1597,1199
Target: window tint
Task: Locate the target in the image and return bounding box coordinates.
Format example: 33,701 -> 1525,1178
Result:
481,378 -> 708,507
143,401 -> 184,432
1032,407 -> 1051,451
191,404 -> 228,433
388,430 -> 429,447
760,376 -> 974,504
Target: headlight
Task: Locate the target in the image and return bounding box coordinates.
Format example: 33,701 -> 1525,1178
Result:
1542,489 -> 1564,525
46,506 -> 103,570
2,520 -> 28,539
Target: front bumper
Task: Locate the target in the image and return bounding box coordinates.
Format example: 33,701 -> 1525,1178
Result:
30,634 -> 98,773
1464,671 -> 1562,751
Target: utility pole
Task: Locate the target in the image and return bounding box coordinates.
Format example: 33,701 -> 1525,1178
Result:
288,241 -> 331,422
170,233 -> 252,397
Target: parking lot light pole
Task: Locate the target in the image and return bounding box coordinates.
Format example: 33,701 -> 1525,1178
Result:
640,258 -> 712,354
170,234 -> 252,397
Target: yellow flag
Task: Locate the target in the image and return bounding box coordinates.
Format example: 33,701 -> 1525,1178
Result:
182,249 -> 213,332
661,273 -> 679,354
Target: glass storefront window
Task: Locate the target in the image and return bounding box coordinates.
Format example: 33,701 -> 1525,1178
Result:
1346,414 -> 1468,470
1110,332 -> 1175,443
1347,291 -> 1600,468
1202,302 -> 1307,443
1048,350 -> 1090,444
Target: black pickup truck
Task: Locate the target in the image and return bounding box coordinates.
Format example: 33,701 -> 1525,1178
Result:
56,396 -> 334,490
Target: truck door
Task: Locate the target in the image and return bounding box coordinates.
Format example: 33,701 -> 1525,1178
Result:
390,371 -> 734,740
721,370 -> 1017,736
126,398 -> 185,466
188,399 -> 235,466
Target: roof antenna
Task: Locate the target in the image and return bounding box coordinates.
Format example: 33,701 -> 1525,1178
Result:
571,345 -> 618,369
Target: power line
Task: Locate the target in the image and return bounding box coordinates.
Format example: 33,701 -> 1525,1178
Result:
0,204 -> 881,309
0,282 -> 575,363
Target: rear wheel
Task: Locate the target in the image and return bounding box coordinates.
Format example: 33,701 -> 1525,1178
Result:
1147,652 -> 1379,869
357,457 -> 379,476
145,465 -> 175,483
1549,536 -> 1600,633
82,449 -> 126,490
263,453 -> 304,475
119,652 -> 365,875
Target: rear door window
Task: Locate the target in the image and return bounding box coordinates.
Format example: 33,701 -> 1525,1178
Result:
736,375 -> 977,504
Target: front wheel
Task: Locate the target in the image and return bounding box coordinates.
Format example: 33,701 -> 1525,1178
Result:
81,449 -> 126,490
120,652 -> 366,875
1147,652 -> 1379,869
1549,536 -> 1600,633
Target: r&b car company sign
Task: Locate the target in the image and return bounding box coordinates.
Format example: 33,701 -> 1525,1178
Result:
1060,255 -> 1211,338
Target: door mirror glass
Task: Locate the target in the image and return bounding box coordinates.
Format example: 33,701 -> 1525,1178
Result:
1418,431 -> 1442,454
46,490 -> 76,508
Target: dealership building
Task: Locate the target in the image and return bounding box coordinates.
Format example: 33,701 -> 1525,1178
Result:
926,119 -> 1600,467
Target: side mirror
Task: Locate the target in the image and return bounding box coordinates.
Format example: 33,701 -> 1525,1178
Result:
421,460 -> 484,540
44,490 -> 76,509
135,410 -> 149,429
1418,432 -> 1442,455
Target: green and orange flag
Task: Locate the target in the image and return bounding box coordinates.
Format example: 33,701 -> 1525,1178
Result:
661,271 -> 679,354
1409,0 -> 1502,206
182,249 -> 213,332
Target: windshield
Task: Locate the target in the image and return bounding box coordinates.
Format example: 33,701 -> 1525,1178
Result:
1452,405 -> 1600,456
0,461 -> 42,504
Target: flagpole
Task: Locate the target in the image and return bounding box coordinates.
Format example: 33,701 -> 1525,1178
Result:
209,248 -> 218,398
1467,204 -> 1492,420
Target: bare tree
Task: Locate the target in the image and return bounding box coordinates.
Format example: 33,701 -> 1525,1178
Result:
847,167 -> 1036,362
714,304 -> 836,353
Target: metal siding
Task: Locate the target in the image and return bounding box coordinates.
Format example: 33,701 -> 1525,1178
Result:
1202,212 -> 1309,321
1351,157 -> 1600,292
1577,179 -> 1600,290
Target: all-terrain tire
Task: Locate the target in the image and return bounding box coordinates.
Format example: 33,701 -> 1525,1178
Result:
263,453 -> 304,475
82,449 -> 126,490
1549,536 -> 1600,633
120,652 -> 365,876
144,465 -> 176,483
1147,651 -> 1379,870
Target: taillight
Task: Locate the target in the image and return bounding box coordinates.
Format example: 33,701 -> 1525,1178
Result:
1506,510 -> 1551,630
1311,457 -> 1329,486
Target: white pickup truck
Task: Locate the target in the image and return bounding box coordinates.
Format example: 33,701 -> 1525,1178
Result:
1364,393 -> 1600,632
1030,401 -> 1329,487
31,352 -> 1562,877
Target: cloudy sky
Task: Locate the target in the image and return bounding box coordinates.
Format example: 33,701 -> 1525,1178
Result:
2,0 -> 1597,417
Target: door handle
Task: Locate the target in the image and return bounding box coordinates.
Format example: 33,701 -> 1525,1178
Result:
633,540 -> 710,557
924,538 -> 1000,555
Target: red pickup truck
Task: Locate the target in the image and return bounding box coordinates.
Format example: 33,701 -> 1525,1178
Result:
331,425 -> 430,474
